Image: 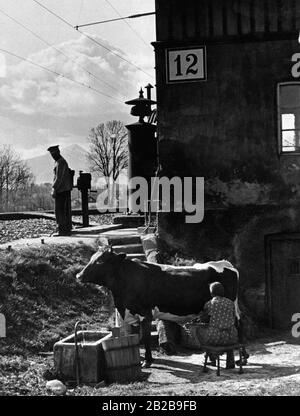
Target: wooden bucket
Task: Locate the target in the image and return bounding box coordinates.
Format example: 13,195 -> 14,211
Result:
101,333 -> 142,383
180,323 -> 202,350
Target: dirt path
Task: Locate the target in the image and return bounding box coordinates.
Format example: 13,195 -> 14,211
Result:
138,333 -> 300,396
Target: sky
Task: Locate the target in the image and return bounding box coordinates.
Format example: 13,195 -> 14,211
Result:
0,0 -> 156,159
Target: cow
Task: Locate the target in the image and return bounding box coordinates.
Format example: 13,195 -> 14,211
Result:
76,247 -> 240,367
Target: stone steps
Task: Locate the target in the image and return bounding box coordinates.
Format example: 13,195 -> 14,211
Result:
126,253 -> 146,261
102,228 -> 146,260
112,243 -> 144,254
105,234 -> 141,246
72,224 -> 123,235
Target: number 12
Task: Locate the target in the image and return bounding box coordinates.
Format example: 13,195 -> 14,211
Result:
174,53 -> 199,77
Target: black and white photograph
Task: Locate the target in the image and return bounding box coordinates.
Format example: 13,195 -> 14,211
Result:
1,0 -> 300,403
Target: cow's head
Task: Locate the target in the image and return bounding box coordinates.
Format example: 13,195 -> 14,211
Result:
76,247 -> 126,286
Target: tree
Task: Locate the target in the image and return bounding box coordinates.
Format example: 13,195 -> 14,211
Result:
87,120 -> 128,205
0,145 -> 33,211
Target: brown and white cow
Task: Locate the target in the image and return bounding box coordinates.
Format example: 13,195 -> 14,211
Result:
76,248 -> 239,367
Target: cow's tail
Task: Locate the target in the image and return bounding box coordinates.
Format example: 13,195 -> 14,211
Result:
220,261 -> 241,320
228,265 -> 241,320
234,292 -> 241,320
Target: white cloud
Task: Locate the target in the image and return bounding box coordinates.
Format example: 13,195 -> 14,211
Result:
0,34 -> 153,118
0,33 -> 155,159
0,53 -> 6,77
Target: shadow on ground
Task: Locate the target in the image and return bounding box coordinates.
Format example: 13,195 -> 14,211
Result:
145,355 -> 299,384
140,332 -> 300,385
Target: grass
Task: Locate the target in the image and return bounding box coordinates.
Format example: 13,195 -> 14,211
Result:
0,243 -> 112,355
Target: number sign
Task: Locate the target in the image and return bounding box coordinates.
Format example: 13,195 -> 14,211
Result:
166,46 -> 207,84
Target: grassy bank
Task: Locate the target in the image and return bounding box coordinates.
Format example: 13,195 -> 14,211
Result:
0,243 -> 111,355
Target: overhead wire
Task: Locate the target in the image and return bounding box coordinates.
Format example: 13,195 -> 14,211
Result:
31,0 -> 154,80
104,0 -> 153,49
0,47 -> 124,104
0,7 -> 121,95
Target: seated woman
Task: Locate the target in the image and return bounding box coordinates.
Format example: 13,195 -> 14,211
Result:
193,281 -> 238,369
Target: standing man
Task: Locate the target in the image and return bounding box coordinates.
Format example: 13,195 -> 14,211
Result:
47,145 -> 73,236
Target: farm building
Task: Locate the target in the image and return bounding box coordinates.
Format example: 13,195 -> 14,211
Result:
153,0 -> 300,329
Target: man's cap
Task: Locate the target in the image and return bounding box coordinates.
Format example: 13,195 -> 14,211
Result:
47,145 -> 60,152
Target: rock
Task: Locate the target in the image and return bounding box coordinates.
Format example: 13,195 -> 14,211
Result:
46,379 -> 67,395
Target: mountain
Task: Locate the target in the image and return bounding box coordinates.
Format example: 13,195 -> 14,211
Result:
25,144 -> 90,184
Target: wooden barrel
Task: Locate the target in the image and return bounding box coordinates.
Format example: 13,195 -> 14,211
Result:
101,334 -> 142,383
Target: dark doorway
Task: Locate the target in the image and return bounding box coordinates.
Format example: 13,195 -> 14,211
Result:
266,233 -> 300,329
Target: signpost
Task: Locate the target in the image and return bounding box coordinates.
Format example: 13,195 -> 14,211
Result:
166,46 -> 207,84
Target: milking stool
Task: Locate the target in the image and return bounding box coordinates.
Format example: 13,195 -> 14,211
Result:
202,344 -> 245,376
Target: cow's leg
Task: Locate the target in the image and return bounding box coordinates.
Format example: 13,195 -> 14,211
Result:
140,316 -> 153,368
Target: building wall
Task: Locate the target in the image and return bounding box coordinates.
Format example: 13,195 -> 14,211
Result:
156,39 -> 300,203
156,0 -> 299,41
154,0 -> 300,325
